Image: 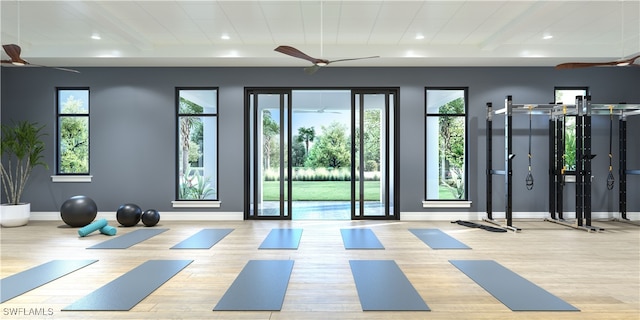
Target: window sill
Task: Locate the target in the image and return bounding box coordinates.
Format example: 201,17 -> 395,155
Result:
171,200 -> 221,209
422,200 -> 472,209
51,175 -> 93,183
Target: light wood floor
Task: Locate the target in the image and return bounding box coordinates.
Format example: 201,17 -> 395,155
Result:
1,219 -> 638,320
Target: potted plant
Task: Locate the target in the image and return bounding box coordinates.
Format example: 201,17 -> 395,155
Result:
0,121 -> 47,227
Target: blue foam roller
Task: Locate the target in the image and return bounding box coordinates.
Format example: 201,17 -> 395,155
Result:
78,219 -> 108,237
100,225 -> 117,236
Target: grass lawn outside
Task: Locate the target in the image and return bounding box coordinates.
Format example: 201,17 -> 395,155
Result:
262,181 -> 381,201
439,185 -> 460,199
261,181 -> 461,201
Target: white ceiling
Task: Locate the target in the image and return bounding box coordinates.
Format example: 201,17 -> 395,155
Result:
1,0 -> 640,68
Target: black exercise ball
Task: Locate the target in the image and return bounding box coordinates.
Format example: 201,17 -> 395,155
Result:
141,209 -> 160,227
116,203 -> 142,227
60,195 -> 98,227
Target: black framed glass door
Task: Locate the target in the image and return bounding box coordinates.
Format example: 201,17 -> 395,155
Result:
352,90 -> 396,219
246,88 -> 397,220
247,90 -> 291,219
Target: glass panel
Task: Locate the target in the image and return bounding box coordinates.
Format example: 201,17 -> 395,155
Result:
354,95 -> 361,217
555,89 -> 586,105
426,89 -> 466,200
426,90 -> 463,114
177,116 -> 217,200
362,94 -> 385,216
283,95 -> 289,217
58,116 -> 89,174
430,116 -> 465,199
58,90 -> 89,114
179,90 -> 217,114
257,94 -> 282,217
388,94 -> 395,216
249,94 -> 255,217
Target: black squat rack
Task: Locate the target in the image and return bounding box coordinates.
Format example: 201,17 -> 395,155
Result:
487,95 -> 640,232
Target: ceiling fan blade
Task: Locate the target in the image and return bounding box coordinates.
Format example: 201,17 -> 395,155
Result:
50,66 -> 81,73
555,62 -> 618,69
555,54 -> 640,69
622,54 -> 640,66
304,65 -> 321,75
329,56 -> 380,64
275,45 -> 328,65
2,43 -> 79,73
276,45 -> 378,74
2,44 -> 27,64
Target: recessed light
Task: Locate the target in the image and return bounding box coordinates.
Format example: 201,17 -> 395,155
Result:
91,33 -> 101,40
221,34 -> 230,40
543,34 -> 553,40
415,33 -> 425,40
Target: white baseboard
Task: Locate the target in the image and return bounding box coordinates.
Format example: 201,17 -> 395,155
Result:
30,211 -> 639,222
400,211 -> 640,221
401,212 -> 484,221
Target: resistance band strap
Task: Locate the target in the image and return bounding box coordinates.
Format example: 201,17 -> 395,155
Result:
607,106 -> 614,190
526,106 -> 534,190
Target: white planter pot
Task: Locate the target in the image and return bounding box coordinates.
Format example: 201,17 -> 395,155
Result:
1,203 -> 31,227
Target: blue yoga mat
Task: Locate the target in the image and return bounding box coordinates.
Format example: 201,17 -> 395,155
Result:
63,260 -> 192,311
171,228 -> 234,249
350,260 -> 430,311
213,260 -> 294,311
259,228 -> 303,249
340,228 -> 384,249
409,228 -> 471,249
1,260 -> 98,303
450,260 -> 579,311
87,228 -> 168,249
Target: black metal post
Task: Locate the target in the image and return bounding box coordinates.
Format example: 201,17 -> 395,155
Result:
556,112 -> 565,220
549,118 -> 556,219
505,96 -> 513,227
619,117 -> 627,220
583,96 -> 593,226
575,97 -> 584,226
582,96 -> 595,227
486,102 -> 493,220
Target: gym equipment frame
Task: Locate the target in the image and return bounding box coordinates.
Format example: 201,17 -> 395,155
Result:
485,95 -> 639,232
591,102 -> 640,225
485,96 -> 558,232
546,96 -> 603,232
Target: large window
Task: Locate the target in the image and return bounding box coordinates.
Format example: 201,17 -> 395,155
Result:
56,88 -> 90,175
176,88 -> 218,201
555,87 -> 588,171
425,88 -> 467,200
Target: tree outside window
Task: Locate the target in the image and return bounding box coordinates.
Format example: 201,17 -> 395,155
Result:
57,88 -> 89,174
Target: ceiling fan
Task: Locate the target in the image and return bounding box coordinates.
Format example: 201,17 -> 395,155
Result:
294,106 -> 342,114
555,54 -> 640,70
275,46 -> 378,74
1,44 -> 80,73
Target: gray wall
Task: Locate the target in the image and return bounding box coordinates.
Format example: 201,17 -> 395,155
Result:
2,66 -> 639,216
